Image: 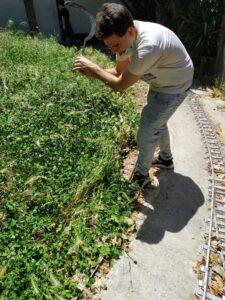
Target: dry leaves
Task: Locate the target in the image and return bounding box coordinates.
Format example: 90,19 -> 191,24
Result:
211,240 -> 220,251
213,120 -> 225,145
218,135 -> 225,145
217,105 -> 225,112
214,165 -> 223,172
191,296 -> 200,300
212,265 -> 225,281
22,188 -> 34,197
209,253 -> 220,267
97,260 -> 110,276
209,275 -> 225,296
215,123 -> 222,135
218,174 -> 225,180
111,236 -> 122,246
91,277 -> 107,291
193,257 -> 205,275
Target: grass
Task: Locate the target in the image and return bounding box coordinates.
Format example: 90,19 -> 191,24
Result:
193,68 -> 225,101
0,30 -> 138,299
211,84 -> 225,100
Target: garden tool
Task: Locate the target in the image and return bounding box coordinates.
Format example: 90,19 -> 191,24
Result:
64,0 -> 96,55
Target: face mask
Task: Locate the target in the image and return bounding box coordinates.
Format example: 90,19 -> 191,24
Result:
120,42 -> 135,56
116,42 -> 135,63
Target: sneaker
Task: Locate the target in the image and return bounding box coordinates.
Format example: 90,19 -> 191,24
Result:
129,170 -> 150,190
152,155 -> 174,169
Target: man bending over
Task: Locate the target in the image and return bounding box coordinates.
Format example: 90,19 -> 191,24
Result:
74,3 -> 194,189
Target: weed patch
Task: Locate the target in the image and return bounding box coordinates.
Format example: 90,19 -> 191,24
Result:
0,31 -> 138,299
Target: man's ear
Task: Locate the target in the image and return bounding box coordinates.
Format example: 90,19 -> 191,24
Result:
127,26 -> 135,37
127,27 -> 133,34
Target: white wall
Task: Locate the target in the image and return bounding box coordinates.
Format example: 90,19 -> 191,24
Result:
66,0 -> 122,34
0,0 -> 29,31
33,0 -> 60,37
0,0 -> 121,35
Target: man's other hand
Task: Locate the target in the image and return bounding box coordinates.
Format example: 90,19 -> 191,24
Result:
74,56 -> 100,77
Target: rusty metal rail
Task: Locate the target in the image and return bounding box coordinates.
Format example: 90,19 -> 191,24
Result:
189,95 -> 225,300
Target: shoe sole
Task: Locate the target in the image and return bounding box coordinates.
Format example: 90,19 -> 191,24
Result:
142,179 -> 150,188
151,163 -> 174,169
129,178 -> 150,192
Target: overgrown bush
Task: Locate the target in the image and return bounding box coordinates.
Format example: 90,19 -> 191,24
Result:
0,31 -> 138,299
167,0 -> 224,66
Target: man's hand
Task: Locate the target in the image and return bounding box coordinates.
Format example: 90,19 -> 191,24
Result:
74,55 -> 140,92
74,56 -> 100,77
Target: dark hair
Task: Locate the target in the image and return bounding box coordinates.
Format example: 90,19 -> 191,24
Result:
95,3 -> 134,40
58,0 -> 65,6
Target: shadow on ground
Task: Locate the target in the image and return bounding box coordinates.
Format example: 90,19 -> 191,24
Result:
136,169 -> 205,244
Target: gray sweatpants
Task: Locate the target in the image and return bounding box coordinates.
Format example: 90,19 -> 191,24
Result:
136,90 -> 185,175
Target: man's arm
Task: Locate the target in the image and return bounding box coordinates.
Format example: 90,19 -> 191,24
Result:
105,60 -> 129,77
74,56 -> 140,92
94,68 -> 140,92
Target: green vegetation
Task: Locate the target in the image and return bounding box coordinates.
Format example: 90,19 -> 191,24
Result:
212,85 -> 225,100
122,0 -> 224,65
0,31 -> 138,299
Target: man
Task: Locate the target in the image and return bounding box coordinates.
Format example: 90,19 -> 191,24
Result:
74,3 -> 194,189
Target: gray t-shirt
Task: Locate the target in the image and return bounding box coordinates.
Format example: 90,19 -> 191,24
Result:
116,21 -> 194,94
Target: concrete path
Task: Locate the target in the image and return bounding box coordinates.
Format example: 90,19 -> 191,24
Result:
101,95 -> 209,300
